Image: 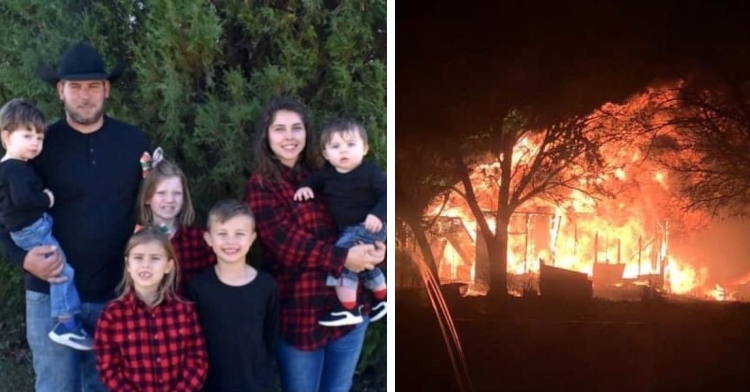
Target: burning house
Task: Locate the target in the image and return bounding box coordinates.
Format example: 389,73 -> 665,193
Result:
398,84 -> 748,302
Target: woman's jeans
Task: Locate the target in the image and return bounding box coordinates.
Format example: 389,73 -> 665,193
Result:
276,317 -> 369,392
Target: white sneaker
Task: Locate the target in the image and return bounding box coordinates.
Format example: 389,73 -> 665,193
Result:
370,300 -> 387,322
319,304 -> 364,327
48,321 -> 94,351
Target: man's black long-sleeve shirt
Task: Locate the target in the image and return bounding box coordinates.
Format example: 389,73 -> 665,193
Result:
0,159 -> 51,231
0,116 -> 149,302
299,160 -> 387,231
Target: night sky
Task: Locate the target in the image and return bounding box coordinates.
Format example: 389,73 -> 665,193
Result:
398,0 -> 750,131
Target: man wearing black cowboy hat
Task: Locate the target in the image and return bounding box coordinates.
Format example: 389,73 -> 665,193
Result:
0,41 -> 149,392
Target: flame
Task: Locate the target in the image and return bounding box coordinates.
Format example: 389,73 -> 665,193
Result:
424,83 -> 746,300
705,284 -> 728,301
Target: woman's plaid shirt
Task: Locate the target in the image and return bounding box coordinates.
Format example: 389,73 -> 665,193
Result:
94,292 -> 208,391
245,165 -> 371,351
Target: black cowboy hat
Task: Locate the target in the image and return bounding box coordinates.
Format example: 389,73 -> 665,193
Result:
35,41 -> 126,86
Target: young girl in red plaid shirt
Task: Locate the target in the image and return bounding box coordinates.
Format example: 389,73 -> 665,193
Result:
93,227 -> 208,391
136,148 -> 216,295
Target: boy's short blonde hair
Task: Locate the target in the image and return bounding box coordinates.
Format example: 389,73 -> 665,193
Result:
206,200 -> 256,231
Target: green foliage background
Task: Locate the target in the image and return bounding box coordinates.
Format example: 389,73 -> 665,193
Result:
0,1 -> 387,390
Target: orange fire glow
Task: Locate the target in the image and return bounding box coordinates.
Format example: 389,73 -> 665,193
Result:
426,84 -> 745,301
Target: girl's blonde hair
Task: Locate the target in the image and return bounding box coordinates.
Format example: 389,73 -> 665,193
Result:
136,158 -> 195,227
116,226 -> 182,306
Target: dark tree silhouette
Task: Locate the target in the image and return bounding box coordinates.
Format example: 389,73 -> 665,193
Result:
645,72 -> 750,217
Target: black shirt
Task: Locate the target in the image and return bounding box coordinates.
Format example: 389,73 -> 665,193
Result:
0,159 -> 51,231
187,268 -> 280,392
300,161 -> 387,231
0,116 -> 149,302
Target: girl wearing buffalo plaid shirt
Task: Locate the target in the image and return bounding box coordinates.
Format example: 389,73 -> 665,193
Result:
245,96 -> 386,392
136,149 -> 216,295
94,227 -> 208,391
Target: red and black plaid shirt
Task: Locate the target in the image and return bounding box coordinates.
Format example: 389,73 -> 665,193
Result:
245,165 -> 371,351
172,225 -> 216,295
94,292 -> 208,391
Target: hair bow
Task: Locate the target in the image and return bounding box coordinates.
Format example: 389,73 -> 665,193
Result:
140,147 -> 165,178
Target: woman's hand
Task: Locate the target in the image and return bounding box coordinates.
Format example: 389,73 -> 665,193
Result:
370,241 -> 386,261
344,241 -> 386,273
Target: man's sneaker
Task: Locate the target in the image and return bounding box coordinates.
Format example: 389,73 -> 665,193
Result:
319,304 -> 363,327
370,300 -> 387,322
48,321 -> 94,351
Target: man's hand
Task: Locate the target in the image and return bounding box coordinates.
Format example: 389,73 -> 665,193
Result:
23,245 -> 66,283
293,187 -> 315,201
364,214 -> 383,233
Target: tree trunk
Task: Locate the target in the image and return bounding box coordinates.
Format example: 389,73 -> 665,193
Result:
397,207 -> 446,281
453,149 -> 496,295
488,211 -> 511,299
487,131 -> 516,300
412,222 -> 440,280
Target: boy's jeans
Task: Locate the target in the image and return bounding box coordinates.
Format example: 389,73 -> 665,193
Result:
11,213 -> 80,318
326,223 -> 387,290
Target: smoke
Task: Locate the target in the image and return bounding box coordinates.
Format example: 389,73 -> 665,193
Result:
670,218 -> 750,284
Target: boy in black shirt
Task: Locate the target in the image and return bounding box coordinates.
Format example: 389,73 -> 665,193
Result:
294,119 -> 387,326
187,200 -> 279,392
0,99 -> 92,350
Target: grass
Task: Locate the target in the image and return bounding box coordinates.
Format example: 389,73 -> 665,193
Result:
0,354 -> 33,392
353,361 -> 387,391
0,263 -> 33,392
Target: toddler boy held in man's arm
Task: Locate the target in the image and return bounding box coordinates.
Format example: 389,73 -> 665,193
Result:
0,99 -> 92,350
294,118 -> 387,326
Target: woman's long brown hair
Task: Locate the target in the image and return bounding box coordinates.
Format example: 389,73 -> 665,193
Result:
252,96 -> 320,182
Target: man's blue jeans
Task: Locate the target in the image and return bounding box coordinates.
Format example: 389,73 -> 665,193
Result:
26,291 -> 106,392
276,317 -> 369,392
326,224 -> 387,289
11,213 -> 80,318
